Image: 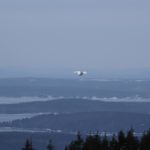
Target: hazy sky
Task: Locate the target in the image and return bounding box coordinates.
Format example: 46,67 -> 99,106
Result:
0,0 -> 150,77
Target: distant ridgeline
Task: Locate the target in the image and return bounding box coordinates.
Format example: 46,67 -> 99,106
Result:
22,128 -> 150,150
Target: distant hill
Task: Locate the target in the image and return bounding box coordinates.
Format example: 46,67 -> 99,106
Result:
0,99 -> 150,114
1,111 -> 150,133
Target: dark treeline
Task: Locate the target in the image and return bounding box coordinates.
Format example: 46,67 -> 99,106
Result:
22,129 -> 150,150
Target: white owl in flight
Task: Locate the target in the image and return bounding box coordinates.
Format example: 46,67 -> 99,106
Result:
74,71 -> 87,76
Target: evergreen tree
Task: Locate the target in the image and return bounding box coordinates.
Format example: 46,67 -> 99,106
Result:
47,139 -> 54,150
126,128 -> 139,150
64,145 -> 69,150
101,135 -> 109,150
117,130 -> 126,150
140,129 -> 150,150
83,133 -> 101,150
67,132 -> 84,150
22,139 -> 34,150
109,135 -> 118,150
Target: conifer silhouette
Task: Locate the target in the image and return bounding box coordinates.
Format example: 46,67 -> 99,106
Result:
22,138 -> 34,150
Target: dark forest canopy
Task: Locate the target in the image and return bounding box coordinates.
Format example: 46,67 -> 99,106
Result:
22,129 -> 150,150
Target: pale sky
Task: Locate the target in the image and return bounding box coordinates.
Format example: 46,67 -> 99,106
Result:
0,0 -> 150,77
